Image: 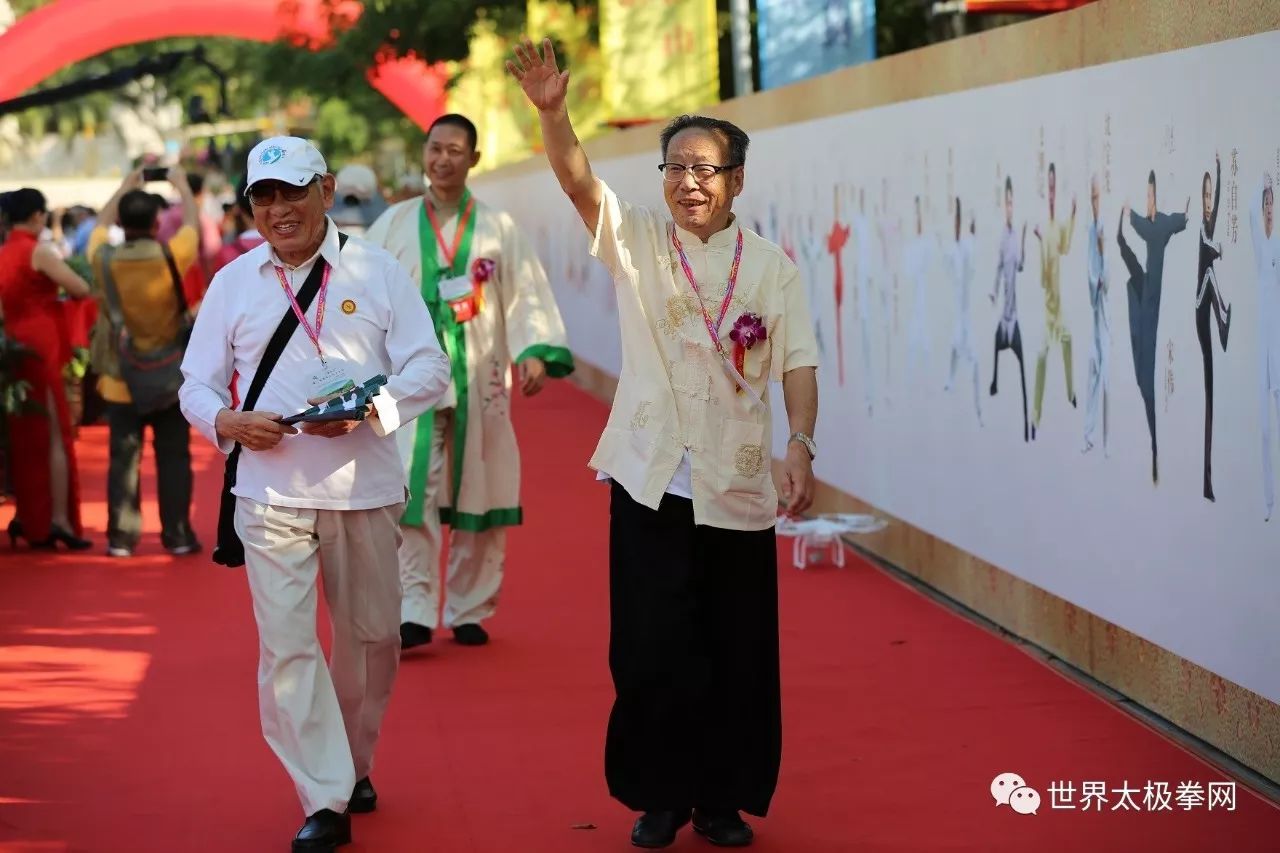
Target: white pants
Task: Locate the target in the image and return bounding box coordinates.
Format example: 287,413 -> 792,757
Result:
1085,320 -> 1110,451
946,321 -> 982,423
398,411 -> 507,629
236,497 -> 404,816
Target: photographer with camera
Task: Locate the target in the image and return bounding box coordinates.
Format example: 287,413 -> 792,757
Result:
87,166 -> 202,558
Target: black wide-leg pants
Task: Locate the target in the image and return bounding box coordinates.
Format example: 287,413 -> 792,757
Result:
605,481 -> 782,817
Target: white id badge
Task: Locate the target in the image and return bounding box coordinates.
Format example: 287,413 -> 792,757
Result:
308,361 -> 356,406
438,274 -> 474,302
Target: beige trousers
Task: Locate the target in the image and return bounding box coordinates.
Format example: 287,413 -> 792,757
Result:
399,411 -> 506,629
236,497 -> 404,816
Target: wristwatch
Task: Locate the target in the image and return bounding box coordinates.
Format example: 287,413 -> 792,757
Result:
788,431 -> 816,460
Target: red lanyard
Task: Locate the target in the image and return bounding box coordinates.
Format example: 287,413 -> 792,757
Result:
670,225 -> 744,357
425,195 -> 476,273
274,262 -> 331,363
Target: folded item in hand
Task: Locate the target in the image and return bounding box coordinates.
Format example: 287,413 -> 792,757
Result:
281,374 -> 388,425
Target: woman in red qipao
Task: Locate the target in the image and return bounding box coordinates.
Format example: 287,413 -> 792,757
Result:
0,189 -> 93,550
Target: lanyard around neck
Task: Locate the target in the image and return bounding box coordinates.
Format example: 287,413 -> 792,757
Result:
273,261 -> 332,363
670,224 -> 744,357
424,190 -> 476,274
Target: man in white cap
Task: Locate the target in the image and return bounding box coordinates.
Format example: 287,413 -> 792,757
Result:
179,136 -> 451,853
331,163 -> 388,236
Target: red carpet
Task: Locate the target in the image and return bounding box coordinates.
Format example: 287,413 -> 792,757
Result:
1,381 -> 1277,852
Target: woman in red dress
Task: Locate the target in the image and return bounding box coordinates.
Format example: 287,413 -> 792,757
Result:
0,189 -> 93,549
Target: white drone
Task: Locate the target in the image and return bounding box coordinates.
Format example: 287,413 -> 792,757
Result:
776,514 -> 888,570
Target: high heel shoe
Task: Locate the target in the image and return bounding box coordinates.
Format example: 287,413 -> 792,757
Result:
45,525 -> 92,551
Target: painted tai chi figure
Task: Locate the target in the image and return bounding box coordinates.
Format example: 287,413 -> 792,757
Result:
990,176 -> 1030,440
1031,162 -> 1077,440
1117,170 -> 1188,484
1195,153 -> 1231,501
943,197 -> 982,425
904,195 -> 935,383
1083,175 -> 1110,456
827,186 -> 850,385
1250,173 -> 1280,521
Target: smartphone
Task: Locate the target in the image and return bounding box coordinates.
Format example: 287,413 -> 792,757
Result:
141,167 -> 169,182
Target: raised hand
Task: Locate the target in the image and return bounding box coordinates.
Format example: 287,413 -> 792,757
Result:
507,37 -> 569,113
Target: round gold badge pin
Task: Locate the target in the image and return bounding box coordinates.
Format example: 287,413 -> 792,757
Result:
341,299 -> 357,315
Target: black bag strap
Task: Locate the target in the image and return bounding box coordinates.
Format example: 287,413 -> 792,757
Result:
212,232 -> 348,568
160,241 -> 190,315
239,232 -> 348,414
97,244 -> 126,330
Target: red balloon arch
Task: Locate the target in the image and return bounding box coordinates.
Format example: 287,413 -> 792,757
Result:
0,0 -> 446,129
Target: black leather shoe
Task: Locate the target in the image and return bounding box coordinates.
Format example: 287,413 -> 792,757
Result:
291,809 -> 350,852
631,810 -> 691,848
692,809 -> 754,847
349,777 -> 377,814
452,623 -> 489,646
400,622 -> 433,650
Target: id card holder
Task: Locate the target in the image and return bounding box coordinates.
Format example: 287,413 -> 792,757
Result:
308,361 -> 356,406
439,274 -> 478,324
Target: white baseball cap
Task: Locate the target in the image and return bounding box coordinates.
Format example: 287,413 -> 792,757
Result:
245,136 -> 328,193
335,164 -> 378,201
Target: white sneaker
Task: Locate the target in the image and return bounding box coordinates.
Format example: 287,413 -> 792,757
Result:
106,546 -> 132,558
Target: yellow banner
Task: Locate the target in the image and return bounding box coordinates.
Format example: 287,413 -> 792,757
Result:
527,0 -> 608,150
600,0 -> 720,121
446,19 -> 529,173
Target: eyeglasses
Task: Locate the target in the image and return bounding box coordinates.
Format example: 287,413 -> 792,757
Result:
658,162 -> 741,184
247,178 -> 318,207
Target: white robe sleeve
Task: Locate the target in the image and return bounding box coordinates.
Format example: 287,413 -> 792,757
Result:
496,211 -> 574,376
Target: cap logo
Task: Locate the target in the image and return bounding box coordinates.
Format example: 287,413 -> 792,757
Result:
259,146 -> 285,165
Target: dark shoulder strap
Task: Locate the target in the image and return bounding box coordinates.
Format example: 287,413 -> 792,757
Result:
160,241 -> 190,314
97,244 -> 126,328
240,232 -> 348,413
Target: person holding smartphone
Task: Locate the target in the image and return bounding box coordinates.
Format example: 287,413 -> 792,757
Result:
87,166 -> 203,557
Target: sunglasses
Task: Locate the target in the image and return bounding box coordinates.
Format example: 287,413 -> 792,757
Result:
247,178 -> 318,207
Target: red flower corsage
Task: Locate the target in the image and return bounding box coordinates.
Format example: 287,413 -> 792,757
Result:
470,257 -> 496,312
728,312 -> 766,393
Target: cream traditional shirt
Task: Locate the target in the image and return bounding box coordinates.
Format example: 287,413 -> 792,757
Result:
590,180 -> 819,531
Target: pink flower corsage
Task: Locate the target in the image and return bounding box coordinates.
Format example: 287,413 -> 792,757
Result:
728,312 -> 766,393
471,257 -> 497,283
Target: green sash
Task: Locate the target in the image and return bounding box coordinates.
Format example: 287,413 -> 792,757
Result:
402,191 -> 476,527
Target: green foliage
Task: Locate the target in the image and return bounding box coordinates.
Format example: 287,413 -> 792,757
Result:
0,335 -> 37,416
876,0 -> 932,59
320,0 -> 527,65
